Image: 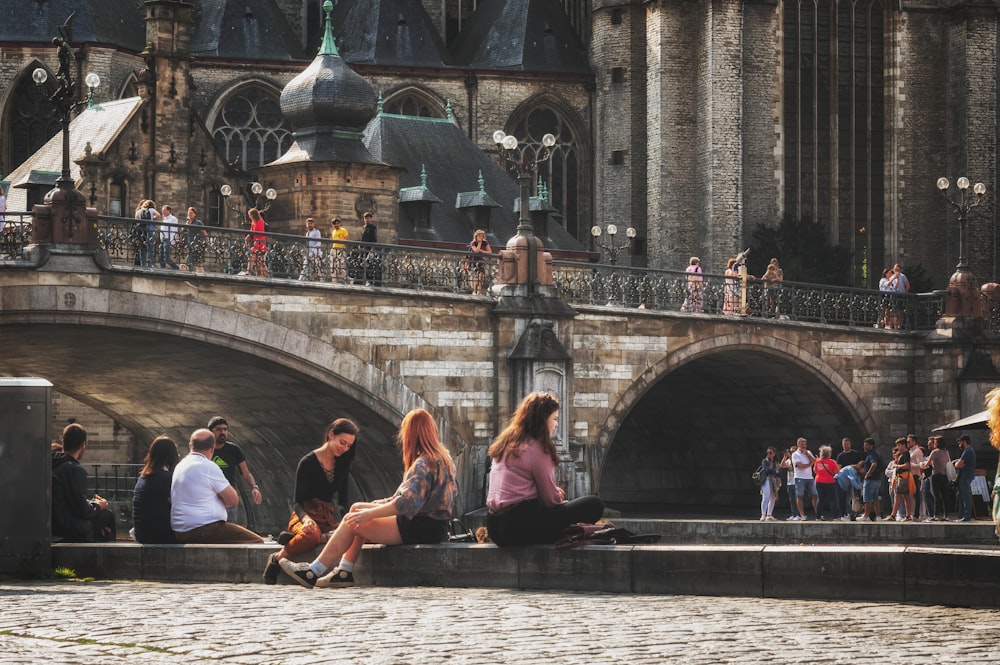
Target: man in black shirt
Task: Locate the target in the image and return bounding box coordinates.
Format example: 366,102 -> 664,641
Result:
51,423 -> 116,542
207,416 -> 262,524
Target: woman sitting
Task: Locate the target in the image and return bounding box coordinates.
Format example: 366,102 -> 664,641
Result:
262,418 -> 358,584
132,436 -> 179,544
280,408 -> 457,588
486,392 -> 604,546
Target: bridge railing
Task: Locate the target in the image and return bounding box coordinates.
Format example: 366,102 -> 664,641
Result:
89,215 -> 498,295
0,211 -> 32,261
552,261 -> 947,331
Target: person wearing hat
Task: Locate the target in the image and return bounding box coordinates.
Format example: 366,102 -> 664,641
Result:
207,416 -> 263,524
953,434 -> 976,522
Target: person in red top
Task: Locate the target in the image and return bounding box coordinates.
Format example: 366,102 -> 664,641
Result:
485,392 -> 604,546
813,445 -> 840,521
247,207 -> 268,277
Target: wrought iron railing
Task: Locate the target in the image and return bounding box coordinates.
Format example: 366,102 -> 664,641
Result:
92,215 -> 498,295
552,262 -> 947,331
88,463 -> 143,500
0,211 -> 978,332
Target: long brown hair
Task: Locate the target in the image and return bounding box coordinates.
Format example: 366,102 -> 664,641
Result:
397,408 -> 454,475
141,435 -> 179,476
487,391 -> 560,465
987,387 -> 1000,450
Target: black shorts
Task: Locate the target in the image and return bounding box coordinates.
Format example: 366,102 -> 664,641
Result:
396,514 -> 449,544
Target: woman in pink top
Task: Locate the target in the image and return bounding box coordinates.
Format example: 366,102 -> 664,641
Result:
485,392 -> 604,546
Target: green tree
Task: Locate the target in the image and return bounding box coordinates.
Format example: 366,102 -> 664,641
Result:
749,216 -> 853,286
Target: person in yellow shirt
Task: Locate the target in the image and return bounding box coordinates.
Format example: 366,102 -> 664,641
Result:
330,217 -> 348,282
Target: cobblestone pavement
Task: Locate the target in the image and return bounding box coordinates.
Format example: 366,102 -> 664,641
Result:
3,581 -> 1000,664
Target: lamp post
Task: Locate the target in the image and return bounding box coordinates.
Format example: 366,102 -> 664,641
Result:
29,13 -> 99,245
936,176 -> 988,319
492,130 -> 557,295
590,223 -> 636,265
219,182 -> 277,226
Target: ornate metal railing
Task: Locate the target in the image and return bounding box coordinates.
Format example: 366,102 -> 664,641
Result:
88,463 -> 143,500
0,211 -> 974,333
0,212 -> 33,261
92,215 -> 497,296
552,261 -> 947,331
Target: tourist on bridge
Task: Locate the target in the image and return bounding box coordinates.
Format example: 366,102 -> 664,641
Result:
51,423 -> 117,542
158,205 -> 179,270
262,418 -> 359,585
170,428 -> 263,544
485,392 -> 604,546
680,257 -> 703,313
465,229 -> 492,295
247,208 -> 269,277
131,436 -> 179,544
757,447 -> 781,521
298,217 -> 323,281
180,207 -> 207,272
280,408 -> 457,588
330,217 -> 349,282
133,199 -> 161,268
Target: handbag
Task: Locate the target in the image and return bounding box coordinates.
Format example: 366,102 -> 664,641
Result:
894,471 -> 910,495
751,464 -> 764,485
851,494 -> 863,513
946,460 -> 958,483
448,519 -> 476,543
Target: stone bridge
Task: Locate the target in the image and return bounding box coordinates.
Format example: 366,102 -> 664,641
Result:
1,248 -> 995,534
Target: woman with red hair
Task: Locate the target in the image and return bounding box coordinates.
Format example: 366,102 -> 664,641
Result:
280,408 -> 457,588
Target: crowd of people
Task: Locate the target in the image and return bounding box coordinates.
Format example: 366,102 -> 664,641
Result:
757,432 -> 979,523
50,391 -> 604,589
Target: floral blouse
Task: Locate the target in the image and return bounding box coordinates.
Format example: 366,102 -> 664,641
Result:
392,456 -> 457,521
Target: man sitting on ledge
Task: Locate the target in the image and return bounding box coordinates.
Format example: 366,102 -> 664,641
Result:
170,428 -> 263,544
52,423 -> 117,542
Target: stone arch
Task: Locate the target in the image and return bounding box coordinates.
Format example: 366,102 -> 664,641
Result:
504,92 -> 591,241
381,84 -> 449,120
0,286 -> 473,533
594,334 -> 878,515
205,78 -> 292,170
0,60 -> 60,177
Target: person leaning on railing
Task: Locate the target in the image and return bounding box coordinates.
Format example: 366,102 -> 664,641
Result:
180,207 -> 207,272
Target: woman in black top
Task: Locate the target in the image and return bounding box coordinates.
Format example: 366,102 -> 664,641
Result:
262,418 -> 359,584
132,436 -> 179,544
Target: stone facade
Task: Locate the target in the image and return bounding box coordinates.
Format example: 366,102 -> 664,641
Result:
2,1 -> 996,286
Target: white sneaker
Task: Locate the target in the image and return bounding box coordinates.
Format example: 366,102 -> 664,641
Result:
839,516 -> 851,522
786,515 -> 799,521
894,515 -> 904,522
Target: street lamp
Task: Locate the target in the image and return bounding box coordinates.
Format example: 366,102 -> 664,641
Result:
219,182 -> 277,226
936,176 -> 987,272
492,130 -> 558,295
936,176 -> 988,320
590,223 -> 636,264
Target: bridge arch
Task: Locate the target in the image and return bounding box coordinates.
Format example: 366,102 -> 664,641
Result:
595,333 -> 879,516
0,283 -> 473,534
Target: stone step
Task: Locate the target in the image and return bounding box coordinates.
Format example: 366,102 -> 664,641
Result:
51,540 -> 1000,608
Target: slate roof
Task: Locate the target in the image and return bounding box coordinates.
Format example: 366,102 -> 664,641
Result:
331,0 -> 451,68
0,0 -> 145,50
189,0 -> 307,61
4,96 -> 143,211
363,112 -> 587,252
452,0 -> 591,74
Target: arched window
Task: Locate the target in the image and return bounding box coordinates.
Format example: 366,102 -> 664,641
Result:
211,86 -> 292,170
509,104 -> 587,241
4,68 -> 60,175
383,91 -> 446,119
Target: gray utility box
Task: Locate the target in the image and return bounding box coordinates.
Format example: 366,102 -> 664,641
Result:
0,378 -> 52,574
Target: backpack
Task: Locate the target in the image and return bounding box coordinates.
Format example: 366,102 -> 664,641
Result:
554,523 -> 661,550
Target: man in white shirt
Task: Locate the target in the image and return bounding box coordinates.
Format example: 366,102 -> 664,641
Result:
158,205 -> 179,269
792,437 -> 818,520
298,217 -> 323,280
170,428 -> 262,544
